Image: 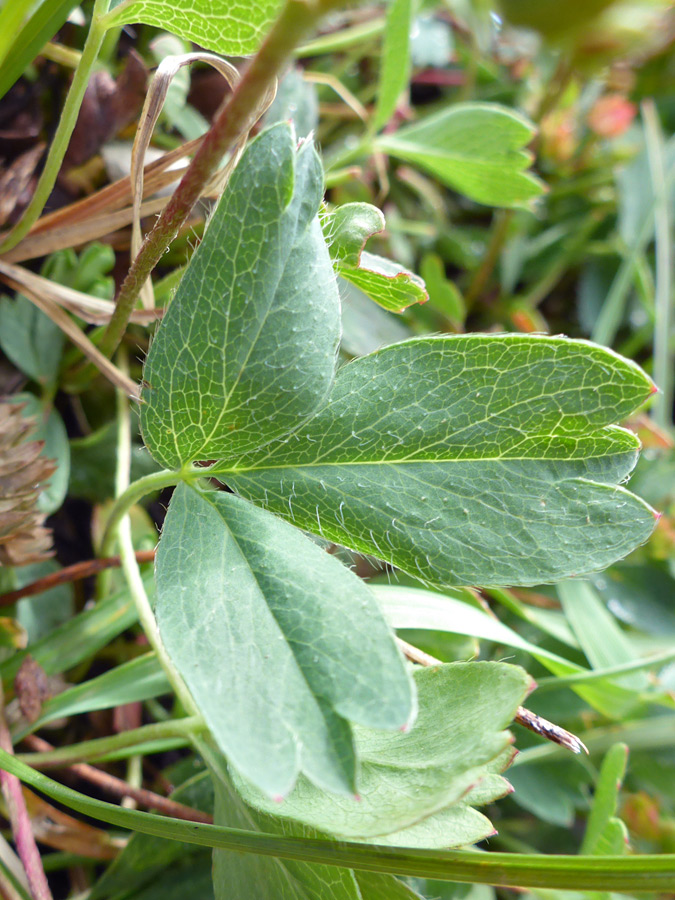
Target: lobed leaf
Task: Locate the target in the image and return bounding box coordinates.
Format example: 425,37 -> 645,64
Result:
339,251 -> 428,313
155,484 -> 414,798
141,123 -> 340,470
217,334 -> 656,587
232,663 -> 528,848
323,204 -> 427,312
376,104 -> 545,208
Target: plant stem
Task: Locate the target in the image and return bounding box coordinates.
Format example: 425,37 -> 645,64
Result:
113,350 -> 199,718
96,0 -> 345,362
97,470 -> 187,559
592,134 -> 675,347
22,736 -> 212,823
512,714 -> 675,766
0,0 -> 110,253
0,687 -> 52,900
3,751 -> 675,893
643,100 -> 673,429
16,719 -> 204,768
0,551 -> 155,607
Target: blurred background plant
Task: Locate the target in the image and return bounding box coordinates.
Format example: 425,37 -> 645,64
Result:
0,0 -> 673,898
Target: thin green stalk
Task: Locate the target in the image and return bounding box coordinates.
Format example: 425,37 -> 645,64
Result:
0,0 -> 111,253
294,16 -> 385,57
113,350 -> 199,718
96,0 -> 347,363
643,100 -> 673,429
17,719 -> 204,768
535,647 -> 675,690
2,751 -> 675,892
520,212 -> 606,309
97,469 -> 188,559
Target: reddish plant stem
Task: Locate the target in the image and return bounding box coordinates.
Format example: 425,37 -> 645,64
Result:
0,550 -> 156,607
98,0 -> 343,362
21,736 -> 212,825
0,688 -> 53,900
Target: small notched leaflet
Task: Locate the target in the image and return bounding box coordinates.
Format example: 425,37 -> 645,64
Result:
396,637 -> 589,755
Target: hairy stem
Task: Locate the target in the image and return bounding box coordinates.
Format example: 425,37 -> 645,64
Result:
97,0 -> 345,362
113,350 -> 198,717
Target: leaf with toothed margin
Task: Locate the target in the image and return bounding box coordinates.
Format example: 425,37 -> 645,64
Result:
214,334 -> 657,588
213,771 -> 425,900
322,203 -> 427,313
323,203 -> 385,268
230,663 -> 529,848
339,251 -> 428,313
155,483 -> 415,799
140,123 -> 340,470
375,103 -> 545,208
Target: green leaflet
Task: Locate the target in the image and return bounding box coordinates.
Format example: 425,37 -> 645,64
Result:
155,484 -> 414,798
232,663 -> 528,848
141,123 -> 340,469
375,103 -> 545,208
215,334 -> 656,588
323,203 -> 385,268
339,251 -> 428,313
104,0 -> 282,56
213,775 -> 423,900
323,203 -> 427,312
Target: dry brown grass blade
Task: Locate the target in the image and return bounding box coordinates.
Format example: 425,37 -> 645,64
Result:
0,138 -> 206,264
130,53 -> 241,307
21,788 -> 124,859
0,259 -> 162,325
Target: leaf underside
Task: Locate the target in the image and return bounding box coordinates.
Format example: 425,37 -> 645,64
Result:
232,663 -> 529,847
155,484 -> 414,798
